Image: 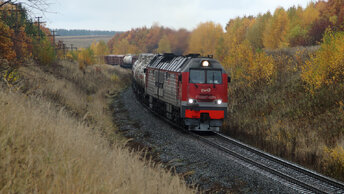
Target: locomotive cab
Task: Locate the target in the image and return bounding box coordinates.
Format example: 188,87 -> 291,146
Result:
181,58 -> 229,131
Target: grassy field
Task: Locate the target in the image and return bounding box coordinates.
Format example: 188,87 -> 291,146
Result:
56,35 -> 113,49
0,61 -> 195,193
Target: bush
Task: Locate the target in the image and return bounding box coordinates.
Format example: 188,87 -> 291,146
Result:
322,145 -> 344,179
77,48 -> 95,70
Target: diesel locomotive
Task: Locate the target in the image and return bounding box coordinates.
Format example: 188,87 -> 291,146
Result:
132,53 -> 230,132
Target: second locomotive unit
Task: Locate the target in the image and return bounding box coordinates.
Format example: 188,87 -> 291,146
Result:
132,53 -> 230,132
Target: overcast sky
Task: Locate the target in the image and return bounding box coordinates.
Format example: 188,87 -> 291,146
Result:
43,0 -> 314,31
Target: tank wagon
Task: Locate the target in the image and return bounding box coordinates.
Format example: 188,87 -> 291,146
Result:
121,55 -> 138,68
132,53 -> 230,132
104,55 -> 125,66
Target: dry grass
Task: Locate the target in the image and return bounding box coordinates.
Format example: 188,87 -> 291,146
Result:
0,61 -> 195,193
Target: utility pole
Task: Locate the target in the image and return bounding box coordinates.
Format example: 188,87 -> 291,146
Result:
48,29 -> 59,51
35,16 -> 46,41
51,30 -> 57,46
62,43 -> 66,57
69,44 -> 77,52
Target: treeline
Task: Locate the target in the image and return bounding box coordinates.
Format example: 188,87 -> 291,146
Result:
108,0 -> 343,56
108,24 -> 190,55
0,3 -> 56,66
55,29 -> 122,36
231,0 -> 344,49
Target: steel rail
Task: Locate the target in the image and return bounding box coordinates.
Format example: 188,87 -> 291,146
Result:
213,132 -> 344,192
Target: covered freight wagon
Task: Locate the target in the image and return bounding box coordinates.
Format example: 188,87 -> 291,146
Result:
104,55 -> 125,66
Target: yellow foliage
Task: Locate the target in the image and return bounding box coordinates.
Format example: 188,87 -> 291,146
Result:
263,8 -> 289,49
157,35 -> 171,53
112,39 -> 139,54
224,41 -> 275,87
301,2 -> 320,27
188,22 -> 224,57
3,69 -> 20,89
78,48 -> 95,69
225,16 -> 255,45
323,145 -> 344,178
110,74 -> 119,82
301,31 -> 344,92
90,41 -> 109,63
66,52 -> 74,61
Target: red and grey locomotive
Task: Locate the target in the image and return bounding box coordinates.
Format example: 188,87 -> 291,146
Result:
132,53 -> 230,132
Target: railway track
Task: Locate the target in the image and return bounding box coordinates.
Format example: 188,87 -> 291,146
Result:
134,90 -> 344,193
192,132 -> 344,194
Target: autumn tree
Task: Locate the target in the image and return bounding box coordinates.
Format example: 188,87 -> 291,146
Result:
146,24 -> 163,52
156,35 -> 171,53
246,13 -> 271,49
112,38 -> 139,54
108,25 -> 190,55
0,20 -> 16,63
188,22 -> 224,57
263,8 -> 290,49
78,47 -> 94,70
33,38 -> 55,65
168,28 -> 189,55
90,40 -> 109,63
226,16 -> 255,45
224,41 -> 275,87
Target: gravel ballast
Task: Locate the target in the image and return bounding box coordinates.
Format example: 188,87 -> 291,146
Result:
113,88 -> 303,193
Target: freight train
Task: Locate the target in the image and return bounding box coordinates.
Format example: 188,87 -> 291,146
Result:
104,54 -> 138,68
104,55 -> 125,66
132,53 -> 230,132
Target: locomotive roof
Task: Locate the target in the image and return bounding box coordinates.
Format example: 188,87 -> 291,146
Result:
147,53 -> 226,73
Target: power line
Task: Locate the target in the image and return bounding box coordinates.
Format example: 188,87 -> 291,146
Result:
35,16 -> 45,41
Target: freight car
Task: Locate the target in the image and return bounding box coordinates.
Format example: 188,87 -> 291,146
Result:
104,55 -> 125,66
132,53 -> 230,132
121,55 -> 138,68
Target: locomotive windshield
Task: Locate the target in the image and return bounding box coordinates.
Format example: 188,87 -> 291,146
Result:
189,69 -> 222,84
190,69 -> 206,83
207,70 -> 222,84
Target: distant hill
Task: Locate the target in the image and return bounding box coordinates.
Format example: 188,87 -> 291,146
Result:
54,29 -> 123,36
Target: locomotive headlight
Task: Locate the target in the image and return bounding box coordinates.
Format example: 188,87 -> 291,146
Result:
188,98 -> 195,104
216,99 -> 222,105
202,60 -> 209,67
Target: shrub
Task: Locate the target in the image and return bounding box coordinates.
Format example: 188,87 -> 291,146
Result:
78,48 -> 95,70
322,145 -> 344,179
